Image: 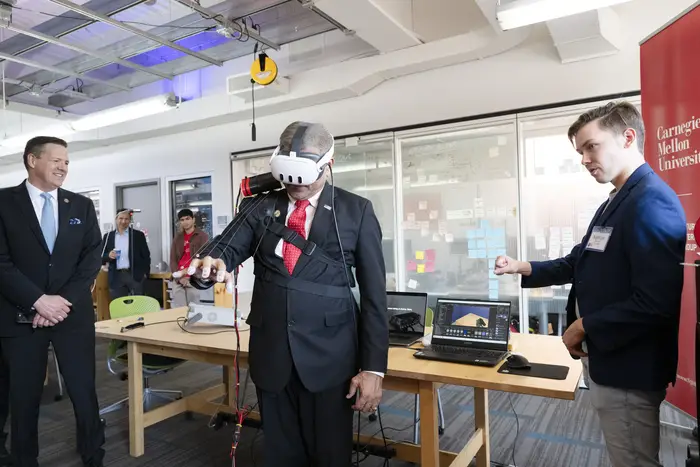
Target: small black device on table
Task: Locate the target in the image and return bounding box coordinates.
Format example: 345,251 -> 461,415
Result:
414,298 -> 511,367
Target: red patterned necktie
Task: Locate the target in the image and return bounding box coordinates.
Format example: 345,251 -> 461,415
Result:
283,199 -> 310,274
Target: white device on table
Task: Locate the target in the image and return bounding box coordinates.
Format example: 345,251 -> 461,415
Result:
186,304 -> 248,329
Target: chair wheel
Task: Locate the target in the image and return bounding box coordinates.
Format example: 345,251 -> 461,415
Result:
368,414 -> 377,422
100,418 -> 107,427
54,394 -> 63,402
439,427 -> 445,435
185,411 -> 194,420
119,373 -> 128,381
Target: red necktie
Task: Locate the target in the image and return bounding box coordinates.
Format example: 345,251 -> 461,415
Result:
283,199 -> 310,274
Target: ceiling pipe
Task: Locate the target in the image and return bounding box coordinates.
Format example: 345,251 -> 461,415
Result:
48,0 -> 224,67
3,24 -> 175,81
0,50 -> 131,91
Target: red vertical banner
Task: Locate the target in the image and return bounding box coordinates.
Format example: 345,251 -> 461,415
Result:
641,3 -> 700,418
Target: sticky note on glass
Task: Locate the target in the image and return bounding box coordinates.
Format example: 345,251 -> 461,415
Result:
445,233 -> 454,243
415,251 -> 425,260
407,279 -> 418,289
417,264 -> 426,273
419,201 -> 428,210
429,210 -> 438,220
426,249 -> 436,261
425,261 -> 435,272
407,260 -> 417,271
489,290 -> 499,300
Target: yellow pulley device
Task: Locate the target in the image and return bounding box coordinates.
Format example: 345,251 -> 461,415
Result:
250,51 -> 278,86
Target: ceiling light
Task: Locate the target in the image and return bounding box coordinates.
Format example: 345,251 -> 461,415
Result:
496,0 -> 634,30
70,93 -> 179,132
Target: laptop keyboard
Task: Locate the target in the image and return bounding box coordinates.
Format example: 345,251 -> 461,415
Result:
430,345 -> 505,360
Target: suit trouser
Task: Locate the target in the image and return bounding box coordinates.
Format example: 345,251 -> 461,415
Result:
110,270 -> 144,300
584,359 -> 666,467
0,340 -> 9,443
257,366 -> 354,467
171,281 -> 201,308
2,327 -> 105,467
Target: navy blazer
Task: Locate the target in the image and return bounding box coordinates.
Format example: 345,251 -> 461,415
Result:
522,163 -> 686,391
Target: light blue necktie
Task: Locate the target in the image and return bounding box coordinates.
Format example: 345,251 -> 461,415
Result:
40,193 -> 56,253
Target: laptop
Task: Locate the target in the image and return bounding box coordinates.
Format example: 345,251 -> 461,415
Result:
387,291 -> 428,347
413,298 -> 511,367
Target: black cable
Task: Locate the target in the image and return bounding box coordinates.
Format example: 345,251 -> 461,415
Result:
175,317 -> 248,335
507,394 -> 519,467
376,408 -> 389,467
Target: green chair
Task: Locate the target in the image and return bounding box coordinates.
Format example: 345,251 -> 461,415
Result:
99,296 -> 185,416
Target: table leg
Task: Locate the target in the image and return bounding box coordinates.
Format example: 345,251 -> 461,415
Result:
128,342 -> 145,457
223,366 -> 235,408
418,380 -> 439,467
474,388 -> 490,467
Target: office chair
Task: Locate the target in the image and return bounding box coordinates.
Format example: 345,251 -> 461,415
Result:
99,296 -> 186,417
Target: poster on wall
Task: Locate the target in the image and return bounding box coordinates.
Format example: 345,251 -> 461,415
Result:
640,2 -> 700,417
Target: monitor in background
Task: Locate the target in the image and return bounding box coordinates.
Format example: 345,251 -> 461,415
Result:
387,291 -> 427,335
433,298 -> 511,349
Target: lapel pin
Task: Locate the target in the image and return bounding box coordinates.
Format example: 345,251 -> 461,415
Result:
64,198 -> 69,203
323,205 -> 332,211
274,210 -> 281,218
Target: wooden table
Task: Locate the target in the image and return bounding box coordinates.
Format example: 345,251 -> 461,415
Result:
95,308 -> 581,466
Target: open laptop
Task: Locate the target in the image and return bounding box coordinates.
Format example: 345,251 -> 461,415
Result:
413,298 -> 511,367
387,291 -> 428,347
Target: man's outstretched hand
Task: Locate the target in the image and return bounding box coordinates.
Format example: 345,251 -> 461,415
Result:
173,256 -> 233,291
347,372 -> 383,413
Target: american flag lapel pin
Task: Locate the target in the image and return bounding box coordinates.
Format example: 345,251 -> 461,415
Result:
323,205 -> 331,211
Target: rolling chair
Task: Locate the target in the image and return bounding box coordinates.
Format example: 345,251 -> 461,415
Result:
99,296 -> 186,417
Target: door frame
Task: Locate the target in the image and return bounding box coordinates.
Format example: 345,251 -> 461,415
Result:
114,178 -> 163,269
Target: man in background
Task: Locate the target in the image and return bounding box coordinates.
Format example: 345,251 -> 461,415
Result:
100,209 -> 151,299
0,136 -> 105,467
495,101 -> 686,467
169,209 -> 209,307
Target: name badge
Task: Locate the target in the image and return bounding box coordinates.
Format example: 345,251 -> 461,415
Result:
585,226 -> 613,252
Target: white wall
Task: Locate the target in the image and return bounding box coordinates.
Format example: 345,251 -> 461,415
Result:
0,0 -> 693,267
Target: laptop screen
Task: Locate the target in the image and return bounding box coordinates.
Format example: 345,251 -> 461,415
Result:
387,292 -> 428,336
433,298 -> 511,348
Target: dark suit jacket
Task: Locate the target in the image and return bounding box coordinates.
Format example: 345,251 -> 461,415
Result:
522,164 -> 686,391
0,181 -> 102,337
194,183 -> 388,393
100,228 -> 151,288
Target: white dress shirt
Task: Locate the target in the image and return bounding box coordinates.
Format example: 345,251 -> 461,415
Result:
275,191 -> 384,379
114,230 -> 130,269
25,180 -> 59,233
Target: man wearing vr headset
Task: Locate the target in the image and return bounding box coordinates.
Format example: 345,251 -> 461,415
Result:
184,122 -> 388,466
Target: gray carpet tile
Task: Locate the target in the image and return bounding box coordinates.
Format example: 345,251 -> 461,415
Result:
25,339 -> 697,466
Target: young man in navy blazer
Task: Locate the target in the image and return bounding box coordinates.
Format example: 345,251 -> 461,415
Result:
495,101 -> 686,467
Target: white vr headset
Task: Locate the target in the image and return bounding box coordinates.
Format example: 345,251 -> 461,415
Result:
269,125 -> 334,186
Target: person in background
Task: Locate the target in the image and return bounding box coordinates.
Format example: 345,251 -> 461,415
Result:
494,101 -> 686,467
184,122 -> 388,467
100,209 -> 151,299
0,136 -> 105,467
169,209 -> 209,308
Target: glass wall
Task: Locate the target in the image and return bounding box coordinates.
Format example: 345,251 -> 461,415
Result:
397,120 -> 521,325
77,189 -> 101,229
170,176 -> 213,239
229,96 -> 642,332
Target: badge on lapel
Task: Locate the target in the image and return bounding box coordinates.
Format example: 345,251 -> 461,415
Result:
69,218 -> 82,225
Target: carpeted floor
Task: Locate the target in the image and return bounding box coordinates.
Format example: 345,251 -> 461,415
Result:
27,339 -> 697,466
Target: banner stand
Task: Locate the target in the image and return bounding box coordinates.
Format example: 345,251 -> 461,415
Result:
640,0 -> 700,420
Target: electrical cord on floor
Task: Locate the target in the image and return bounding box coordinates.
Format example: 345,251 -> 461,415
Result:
489,394 -> 520,467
